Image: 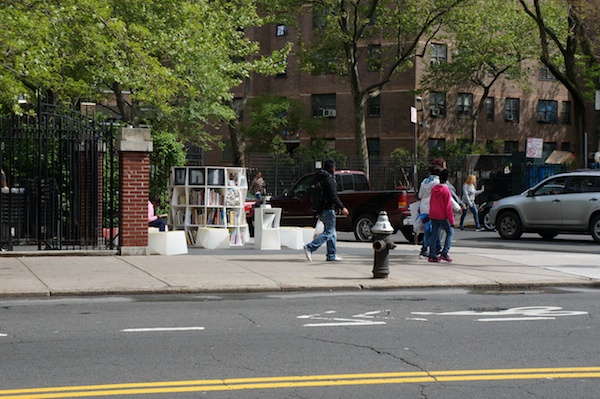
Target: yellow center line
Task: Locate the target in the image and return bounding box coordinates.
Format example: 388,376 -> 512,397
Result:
2,367 -> 600,398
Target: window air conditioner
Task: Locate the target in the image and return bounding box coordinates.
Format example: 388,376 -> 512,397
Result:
322,108 -> 336,117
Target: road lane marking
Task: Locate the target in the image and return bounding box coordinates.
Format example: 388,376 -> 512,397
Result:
2,367 -> 600,398
411,306 -> 588,322
298,310 -> 390,327
120,327 -> 205,333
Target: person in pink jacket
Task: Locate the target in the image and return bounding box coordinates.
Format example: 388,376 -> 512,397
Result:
428,169 -> 457,263
148,196 -> 167,231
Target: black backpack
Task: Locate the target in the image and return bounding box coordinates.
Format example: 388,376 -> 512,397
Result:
308,175 -> 327,214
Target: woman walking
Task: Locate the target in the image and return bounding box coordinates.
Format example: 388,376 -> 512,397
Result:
460,174 -> 484,231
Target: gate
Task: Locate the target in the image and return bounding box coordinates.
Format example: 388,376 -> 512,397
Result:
0,102 -> 120,251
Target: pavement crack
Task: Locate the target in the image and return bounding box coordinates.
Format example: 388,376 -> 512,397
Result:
300,335 -> 443,384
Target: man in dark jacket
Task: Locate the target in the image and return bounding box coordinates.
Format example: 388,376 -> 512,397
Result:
303,160 -> 349,262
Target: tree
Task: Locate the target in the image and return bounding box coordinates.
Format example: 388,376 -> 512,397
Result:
421,0 -> 539,144
275,0 -> 469,177
0,0 -> 288,153
518,0 -> 599,167
241,94 -> 324,153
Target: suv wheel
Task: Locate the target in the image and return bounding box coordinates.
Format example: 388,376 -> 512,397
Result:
354,214 -> 376,242
590,214 -> 600,243
497,211 -> 523,240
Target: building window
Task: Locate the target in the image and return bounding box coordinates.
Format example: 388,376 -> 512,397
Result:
367,95 -> 380,117
429,92 -> 446,117
312,94 -> 336,118
367,45 -> 382,71
456,93 -> 473,118
539,67 -> 556,81
505,98 -> 520,122
222,140 -> 233,162
537,100 -> 558,123
543,142 -> 557,154
561,142 -> 571,151
430,43 -> 447,65
485,97 -> 495,121
276,24 -> 287,37
367,138 -> 380,157
504,141 -> 519,154
561,101 -> 571,124
429,138 -> 445,152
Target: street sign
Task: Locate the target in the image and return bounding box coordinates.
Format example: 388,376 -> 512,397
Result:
410,106 -> 417,124
526,138 -> 543,158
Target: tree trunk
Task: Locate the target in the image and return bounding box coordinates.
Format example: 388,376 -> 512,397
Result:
229,117 -> 245,167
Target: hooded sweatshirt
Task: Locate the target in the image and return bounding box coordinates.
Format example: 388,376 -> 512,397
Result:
417,175 -> 440,215
429,183 -> 455,225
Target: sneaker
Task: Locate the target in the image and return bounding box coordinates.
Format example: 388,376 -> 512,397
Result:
428,256 -> 441,263
459,226 -> 465,231
303,245 -> 312,262
439,253 -> 453,262
326,256 -> 343,262
476,228 -> 484,232
419,249 -> 428,259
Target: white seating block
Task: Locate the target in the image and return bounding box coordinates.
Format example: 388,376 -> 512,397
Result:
279,227 -> 304,249
196,227 -> 230,249
148,229 -> 188,256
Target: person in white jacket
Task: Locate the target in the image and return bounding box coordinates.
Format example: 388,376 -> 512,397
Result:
460,174 -> 485,231
417,160 -> 444,258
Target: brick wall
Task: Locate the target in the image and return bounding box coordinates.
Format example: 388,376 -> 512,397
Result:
120,152 -> 150,247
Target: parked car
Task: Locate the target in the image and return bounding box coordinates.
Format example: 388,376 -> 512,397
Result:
478,201 -> 496,231
488,170 -> 600,242
268,170 -> 417,242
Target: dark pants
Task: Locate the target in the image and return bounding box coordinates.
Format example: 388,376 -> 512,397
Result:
149,218 -> 167,232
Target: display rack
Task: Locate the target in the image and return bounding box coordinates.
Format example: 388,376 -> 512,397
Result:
168,166 -> 248,247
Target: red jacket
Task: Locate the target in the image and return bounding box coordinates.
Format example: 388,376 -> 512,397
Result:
429,184 -> 455,225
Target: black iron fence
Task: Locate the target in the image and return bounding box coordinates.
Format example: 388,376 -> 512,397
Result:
243,153 -> 573,204
0,102 -> 119,251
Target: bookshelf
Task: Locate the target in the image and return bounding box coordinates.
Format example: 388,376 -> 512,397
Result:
168,166 -> 249,247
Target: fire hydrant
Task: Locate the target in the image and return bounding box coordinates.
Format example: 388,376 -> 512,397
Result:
371,211 -> 396,279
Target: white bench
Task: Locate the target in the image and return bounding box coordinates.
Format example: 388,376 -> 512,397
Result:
148,228 -> 188,255
196,227 -> 230,249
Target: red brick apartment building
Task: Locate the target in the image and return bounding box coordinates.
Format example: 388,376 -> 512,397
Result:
204,13 -> 596,167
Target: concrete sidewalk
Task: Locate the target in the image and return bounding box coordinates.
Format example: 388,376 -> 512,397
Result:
0,242 -> 599,298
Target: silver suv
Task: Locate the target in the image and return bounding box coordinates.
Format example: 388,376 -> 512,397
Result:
488,170 -> 600,242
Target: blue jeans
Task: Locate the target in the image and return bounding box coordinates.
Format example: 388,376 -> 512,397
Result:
149,218 -> 167,232
460,204 -> 480,229
430,219 -> 454,257
306,209 -> 337,260
421,220 -> 440,256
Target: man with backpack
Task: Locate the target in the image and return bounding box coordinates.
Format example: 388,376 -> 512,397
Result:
303,160 -> 349,262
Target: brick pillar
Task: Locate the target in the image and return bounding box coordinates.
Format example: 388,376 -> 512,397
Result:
118,128 -> 152,255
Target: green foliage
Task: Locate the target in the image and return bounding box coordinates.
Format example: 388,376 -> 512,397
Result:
242,94 -> 324,153
150,130 -> 186,213
292,139 -> 346,169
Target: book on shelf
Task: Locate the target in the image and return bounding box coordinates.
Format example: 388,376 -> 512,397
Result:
186,229 -> 197,245
189,189 -> 204,205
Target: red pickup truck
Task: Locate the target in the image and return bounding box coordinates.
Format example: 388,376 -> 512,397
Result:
268,170 -> 417,242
